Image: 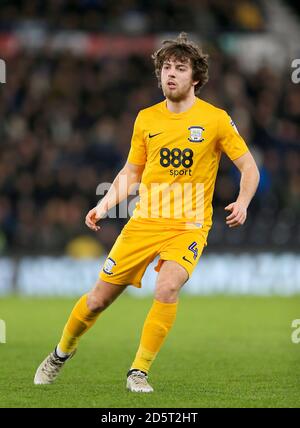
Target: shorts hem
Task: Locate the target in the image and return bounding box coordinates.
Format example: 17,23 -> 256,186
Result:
99,273 -> 142,288
154,258 -> 191,282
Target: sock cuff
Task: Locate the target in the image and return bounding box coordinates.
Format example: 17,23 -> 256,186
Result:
74,294 -> 88,317
74,294 -> 98,322
152,299 -> 178,314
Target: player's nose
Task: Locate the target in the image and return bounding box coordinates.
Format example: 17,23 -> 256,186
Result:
167,73 -> 176,81
167,67 -> 176,78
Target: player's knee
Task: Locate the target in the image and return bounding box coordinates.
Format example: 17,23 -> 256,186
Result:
86,292 -> 111,313
155,280 -> 179,303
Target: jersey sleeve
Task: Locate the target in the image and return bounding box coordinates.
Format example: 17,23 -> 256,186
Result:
127,112 -> 147,166
217,110 -> 249,160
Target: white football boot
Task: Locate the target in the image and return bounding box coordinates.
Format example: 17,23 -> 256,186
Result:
126,369 -> 154,393
34,349 -> 76,385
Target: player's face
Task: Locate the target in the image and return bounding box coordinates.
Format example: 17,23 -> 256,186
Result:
161,58 -> 197,102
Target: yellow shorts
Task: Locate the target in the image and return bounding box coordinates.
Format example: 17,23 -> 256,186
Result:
99,218 -> 208,288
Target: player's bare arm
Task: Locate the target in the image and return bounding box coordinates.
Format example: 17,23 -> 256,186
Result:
225,151 -> 260,228
85,161 -> 145,231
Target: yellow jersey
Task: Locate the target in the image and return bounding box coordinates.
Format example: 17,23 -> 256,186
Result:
127,97 -> 249,232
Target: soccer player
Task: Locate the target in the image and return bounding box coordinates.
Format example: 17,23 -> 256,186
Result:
34,33 -> 260,392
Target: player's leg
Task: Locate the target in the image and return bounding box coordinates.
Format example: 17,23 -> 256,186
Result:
127,260 -> 187,392
34,279 -> 126,385
56,278 -> 127,357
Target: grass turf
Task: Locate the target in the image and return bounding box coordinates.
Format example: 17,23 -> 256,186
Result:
0,295 -> 299,408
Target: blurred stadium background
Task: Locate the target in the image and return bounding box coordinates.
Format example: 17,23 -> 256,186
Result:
0,0 -> 300,296
1,0 -> 300,410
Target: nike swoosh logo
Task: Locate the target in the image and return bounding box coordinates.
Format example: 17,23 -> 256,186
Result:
149,132 -> 163,138
182,256 -> 193,265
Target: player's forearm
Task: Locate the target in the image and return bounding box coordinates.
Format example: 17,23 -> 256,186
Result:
236,164 -> 260,208
96,166 -> 141,217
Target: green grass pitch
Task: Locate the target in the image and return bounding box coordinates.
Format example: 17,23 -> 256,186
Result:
0,294 -> 299,408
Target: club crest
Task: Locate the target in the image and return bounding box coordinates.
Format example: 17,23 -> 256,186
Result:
188,126 -> 204,143
103,257 -> 116,275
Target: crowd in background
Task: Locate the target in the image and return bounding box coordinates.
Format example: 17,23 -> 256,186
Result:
0,0 -> 265,33
0,0 -> 299,255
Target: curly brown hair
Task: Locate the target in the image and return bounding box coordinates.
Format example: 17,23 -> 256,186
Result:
152,32 -> 209,94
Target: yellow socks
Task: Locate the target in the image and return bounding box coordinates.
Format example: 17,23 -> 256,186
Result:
57,295 -> 178,373
131,299 -> 178,374
57,294 -> 100,355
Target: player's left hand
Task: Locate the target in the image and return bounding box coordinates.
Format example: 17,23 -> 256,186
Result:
224,202 -> 247,228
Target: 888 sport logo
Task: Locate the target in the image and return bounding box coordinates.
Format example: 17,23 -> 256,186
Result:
160,147 -> 193,177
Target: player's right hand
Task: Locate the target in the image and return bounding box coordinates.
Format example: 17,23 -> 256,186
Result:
85,207 -> 101,231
